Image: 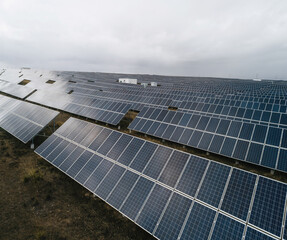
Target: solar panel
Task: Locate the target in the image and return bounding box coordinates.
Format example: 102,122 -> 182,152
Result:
0,80 -> 35,99
210,213 -> 245,240
249,177 -> 287,237
128,106 -> 287,173
245,227 -> 277,240
179,202 -> 216,240
35,117 -> 287,239
27,90 -> 131,125
0,95 -> 59,143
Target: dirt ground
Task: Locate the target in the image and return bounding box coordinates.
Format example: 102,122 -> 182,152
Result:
0,128 -> 155,240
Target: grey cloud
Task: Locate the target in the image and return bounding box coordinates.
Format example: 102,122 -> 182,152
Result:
0,0 -> 287,79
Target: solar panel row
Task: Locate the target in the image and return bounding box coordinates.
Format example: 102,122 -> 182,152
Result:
129,107 -> 287,173
35,117 -> 287,239
69,82 -> 287,113
0,80 -> 35,99
68,84 -> 170,111
27,90 -> 131,125
0,95 -> 59,143
177,101 -> 287,128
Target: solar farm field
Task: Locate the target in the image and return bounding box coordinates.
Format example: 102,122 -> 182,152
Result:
1,68 -> 287,240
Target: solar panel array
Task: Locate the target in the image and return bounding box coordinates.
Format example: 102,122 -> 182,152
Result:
128,106 -> 287,173
65,82 -> 171,111
0,95 -> 59,143
175,99 -> 287,129
0,80 -> 35,99
27,90 -> 131,125
36,117 -> 287,240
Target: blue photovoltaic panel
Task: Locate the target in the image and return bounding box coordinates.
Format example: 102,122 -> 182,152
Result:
158,151 -> 189,188
84,159 -> 114,191
66,151 -> 93,178
147,121 -> 161,135
73,123 -> 95,143
216,119 -> 230,135
245,227 -> 277,240
46,140 -> 69,163
249,177 -> 287,237
197,162 -> 231,207
129,141 -> 157,172
180,202 -> 216,240
66,120 -> 87,140
52,142 -> 78,167
97,131 -> 122,155
246,143 -> 263,164
136,184 -> 172,234
239,123 -> 254,140
206,118 -> 220,132
278,149 -> 287,172
75,155 -> 103,184
227,121 -> 242,138
107,170 -> 139,209
107,134 -> 133,161
120,177 -> 154,220
162,125 -> 176,139
260,146 -> 278,168
170,126 -> 185,142
154,123 -> 168,137
220,137 -> 236,157
187,115 -> 200,128
176,156 -> 209,197
39,137 -> 63,158
154,192 -> 192,240
266,127 -> 282,146
80,125 -> 103,147
208,135 -> 224,153
232,140 -> 249,160
59,147 -> 86,172
88,128 -> 112,151
179,129 -> 193,145
95,164 -> 125,199
196,116 -> 209,130
198,132 -> 213,150
143,146 -> 173,180
210,213 -> 245,240
281,130 -> 287,148
179,113 -> 192,126
34,134 -> 57,155
0,95 -> 59,143
220,169 -> 256,220
188,130 -> 203,147
252,125 -> 267,143
118,137 -> 145,166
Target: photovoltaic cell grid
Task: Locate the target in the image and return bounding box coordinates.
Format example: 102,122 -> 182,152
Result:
0,95 -> 59,143
0,80 -> 35,99
128,106 -> 287,173
27,90 -> 131,125
35,117 -> 287,240
66,83 -> 170,111
176,100 -> 287,128
67,81 -> 287,122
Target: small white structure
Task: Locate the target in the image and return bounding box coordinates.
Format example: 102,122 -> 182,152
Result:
119,78 -> 137,84
141,83 -> 148,88
253,78 -> 262,81
151,82 -> 157,87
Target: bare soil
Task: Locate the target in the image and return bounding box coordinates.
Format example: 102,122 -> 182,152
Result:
0,127 -> 154,240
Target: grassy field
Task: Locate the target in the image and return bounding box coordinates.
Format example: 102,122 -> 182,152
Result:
0,127 -> 154,240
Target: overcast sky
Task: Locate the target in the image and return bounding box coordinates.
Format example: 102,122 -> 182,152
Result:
1,0 -> 287,79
